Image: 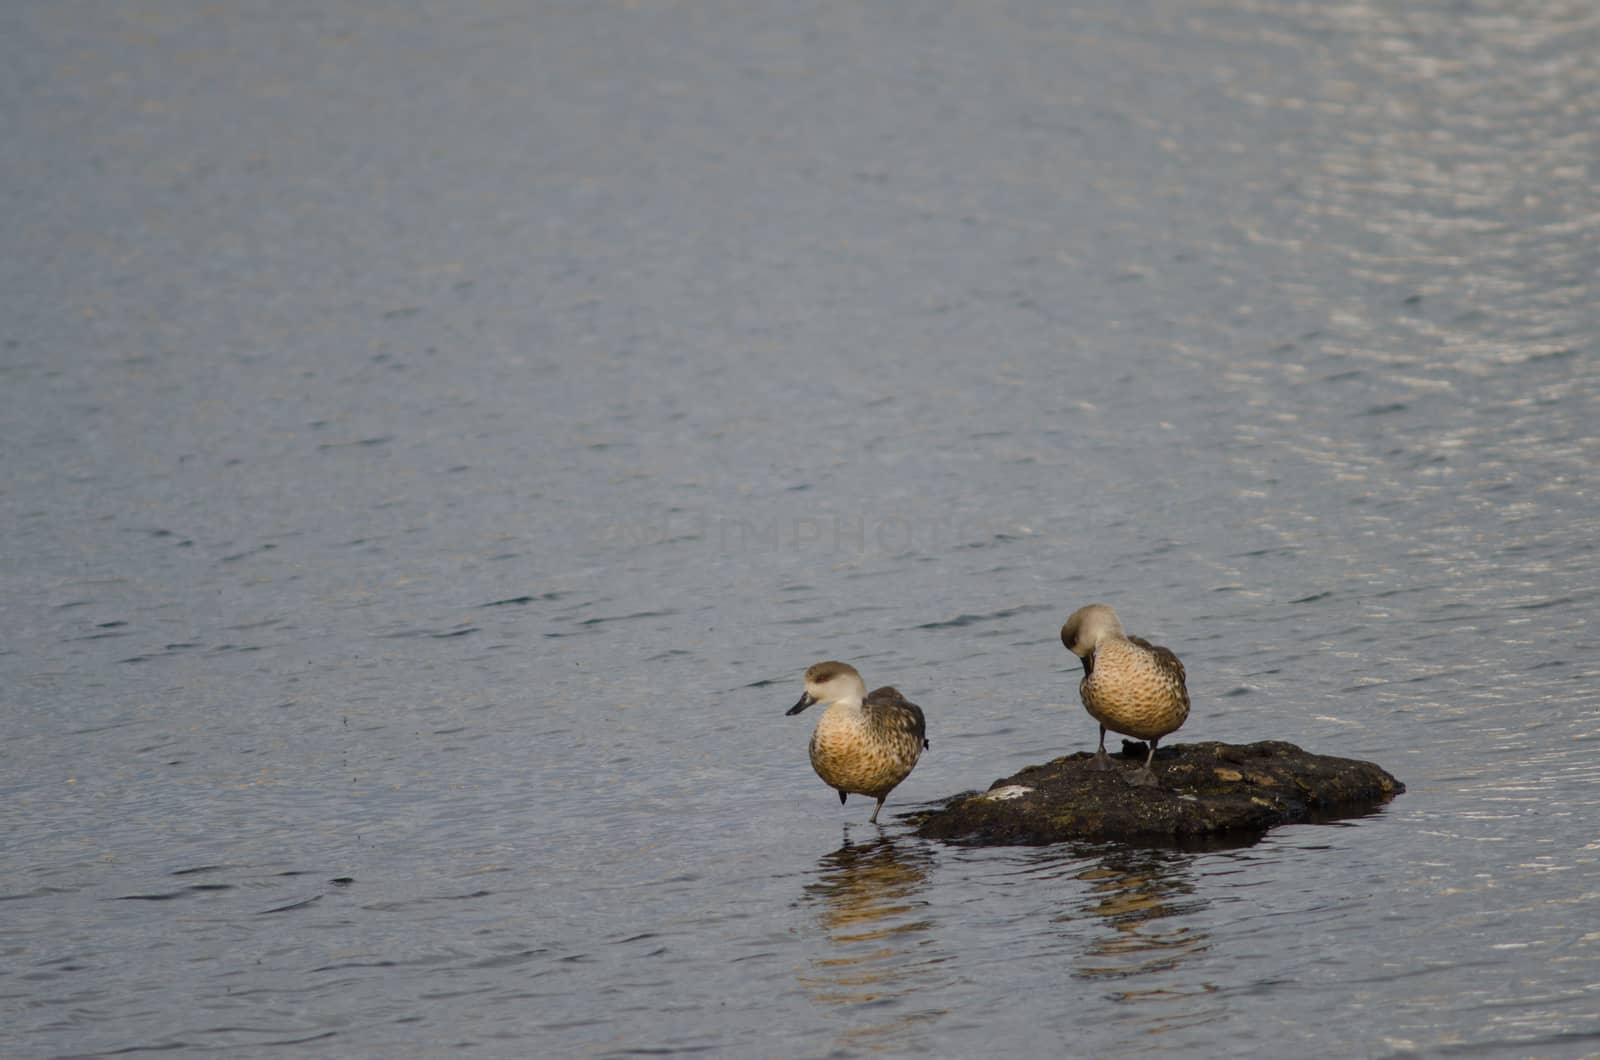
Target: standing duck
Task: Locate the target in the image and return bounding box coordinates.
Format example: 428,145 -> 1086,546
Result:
1060,604 -> 1190,786
787,661 -> 928,824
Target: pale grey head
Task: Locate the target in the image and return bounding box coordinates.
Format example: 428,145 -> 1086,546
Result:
1060,603 -> 1126,660
786,660 -> 867,716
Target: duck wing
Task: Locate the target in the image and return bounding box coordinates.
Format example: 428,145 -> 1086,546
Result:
1128,636 -> 1190,705
865,686 -> 929,750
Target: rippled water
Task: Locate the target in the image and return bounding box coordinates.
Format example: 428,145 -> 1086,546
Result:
4,1 -> 1598,1057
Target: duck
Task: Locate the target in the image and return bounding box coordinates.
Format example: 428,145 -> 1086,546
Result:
786,661 -> 928,824
1060,604 -> 1190,786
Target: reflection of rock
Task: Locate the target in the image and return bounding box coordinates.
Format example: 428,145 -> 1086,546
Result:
797,836 -> 939,1049
914,740 -> 1405,847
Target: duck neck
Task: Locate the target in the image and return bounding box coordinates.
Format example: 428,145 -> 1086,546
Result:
822,695 -> 865,719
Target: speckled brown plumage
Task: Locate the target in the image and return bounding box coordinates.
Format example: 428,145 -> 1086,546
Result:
787,662 -> 928,824
1061,604 -> 1190,782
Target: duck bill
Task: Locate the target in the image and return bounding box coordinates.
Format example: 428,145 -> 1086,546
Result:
786,691 -> 816,716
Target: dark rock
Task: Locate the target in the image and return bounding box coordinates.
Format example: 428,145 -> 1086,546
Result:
912,740 -> 1405,848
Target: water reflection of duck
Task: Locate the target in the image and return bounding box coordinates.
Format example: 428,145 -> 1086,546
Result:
787,661 -> 929,823
1057,849 -> 1210,986
806,835 -> 933,940
798,835 -> 938,1045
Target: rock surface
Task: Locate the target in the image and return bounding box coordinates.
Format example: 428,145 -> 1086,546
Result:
912,740 -> 1405,847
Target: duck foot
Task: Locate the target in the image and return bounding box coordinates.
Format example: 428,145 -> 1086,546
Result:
1088,749 -> 1117,772
1124,766 -> 1161,788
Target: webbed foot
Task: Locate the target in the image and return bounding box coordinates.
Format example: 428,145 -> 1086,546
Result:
1124,766 -> 1161,788
1088,749 -> 1116,772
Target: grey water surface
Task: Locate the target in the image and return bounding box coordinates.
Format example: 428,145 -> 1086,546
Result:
3,1 -> 1598,1057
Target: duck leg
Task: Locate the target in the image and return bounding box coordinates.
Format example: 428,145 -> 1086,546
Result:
1088,724 -> 1116,771
1125,737 -> 1161,787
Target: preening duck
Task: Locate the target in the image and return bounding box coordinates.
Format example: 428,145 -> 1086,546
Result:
1060,604 -> 1190,786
